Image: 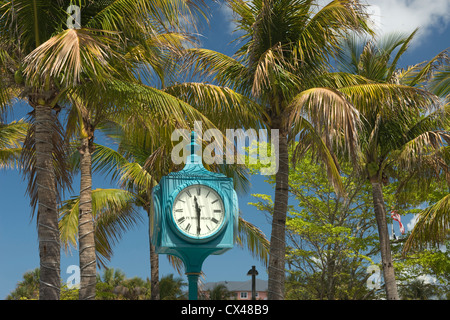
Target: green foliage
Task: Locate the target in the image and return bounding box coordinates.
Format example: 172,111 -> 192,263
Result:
206,284 -> 232,300
249,149 -> 383,299
7,267 -> 189,300
159,274 -> 187,300
394,242 -> 450,299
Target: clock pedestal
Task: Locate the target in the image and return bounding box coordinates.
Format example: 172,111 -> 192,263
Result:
174,248 -> 223,300
151,132 -> 238,300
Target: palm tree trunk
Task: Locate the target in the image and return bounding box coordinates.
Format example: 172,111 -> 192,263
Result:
147,206 -> 160,300
268,128 -> 289,300
35,104 -> 60,300
370,180 -> 399,300
78,136 -> 96,300
150,241 -> 160,300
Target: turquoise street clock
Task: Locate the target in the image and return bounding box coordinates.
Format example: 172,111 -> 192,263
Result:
151,132 -> 238,300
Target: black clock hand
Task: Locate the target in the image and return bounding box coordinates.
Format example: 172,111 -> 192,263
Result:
194,196 -> 201,235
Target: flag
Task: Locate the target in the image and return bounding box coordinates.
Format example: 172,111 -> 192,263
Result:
391,210 -> 405,234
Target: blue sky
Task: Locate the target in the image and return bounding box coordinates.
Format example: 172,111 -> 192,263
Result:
0,0 -> 449,299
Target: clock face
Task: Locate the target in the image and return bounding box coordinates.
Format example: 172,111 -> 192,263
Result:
172,184 -> 225,239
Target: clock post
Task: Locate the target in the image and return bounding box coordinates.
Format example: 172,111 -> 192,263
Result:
151,131 -> 238,300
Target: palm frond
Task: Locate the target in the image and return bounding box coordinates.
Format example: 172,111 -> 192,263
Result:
91,143 -> 129,179
339,83 -> 438,117
119,161 -> 154,192
165,82 -> 267,129
0,119 -> 28,169
85,0 -> 206,34
23,27 -> 127,88
427,64 -> 450,98
403,193 -> 450,254
292,118 -> 345,195
394,131 -> 450,179
59,188 -> 143,267
399,49 -> 449,88
288,86 -> 360,162
236,216 -> 270,266
0,0 -> 65,50
299,0 -> 372,66
71,78 -> 215,131
183,48 -> 250,92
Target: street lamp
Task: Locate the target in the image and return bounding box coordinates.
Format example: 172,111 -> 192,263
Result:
247,266 -> 258,300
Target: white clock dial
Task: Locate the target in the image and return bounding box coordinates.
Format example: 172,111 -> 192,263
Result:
172,184 -> 225,238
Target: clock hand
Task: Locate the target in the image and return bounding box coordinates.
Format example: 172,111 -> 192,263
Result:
194,196 -> 201,235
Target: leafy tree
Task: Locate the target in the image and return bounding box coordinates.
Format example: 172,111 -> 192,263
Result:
250,149 -> 386,299
394,243 -> 450,300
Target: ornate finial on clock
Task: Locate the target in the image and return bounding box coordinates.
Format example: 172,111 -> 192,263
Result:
186,131 -> 202,166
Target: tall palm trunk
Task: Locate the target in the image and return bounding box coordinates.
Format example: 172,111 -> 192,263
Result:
370,179 -> 399,300
35,104 -> 60,300
268,127 -> 289,300
78,135 -> 96,300
147,205 -> 160,300
150,241 -> 160,300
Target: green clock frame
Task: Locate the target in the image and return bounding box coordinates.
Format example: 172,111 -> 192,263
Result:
151,132 -> 238,299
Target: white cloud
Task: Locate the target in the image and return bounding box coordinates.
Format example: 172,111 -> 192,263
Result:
364,0 -> 450,45
407,214 -> 419,232
219,0 -> 450,46
218,2 -> 237,34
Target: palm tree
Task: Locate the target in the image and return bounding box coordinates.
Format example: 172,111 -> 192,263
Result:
208,283 -> 232,300
334,32 -> 449,299
402,59 -> 450,255
0,0 -> 208,299
169,0 -> 374,299
159,274 -> 187,300
399,279 -> 436,300
0,0 -> 77,300
6,268 -> 40,300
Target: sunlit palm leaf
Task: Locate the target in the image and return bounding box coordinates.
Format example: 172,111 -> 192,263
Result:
236,216 -> 270,266
288,86 -> 360,161
59,188 -> 143,267
183,48 -> 250,93
292,118 -> 345,195
0,119 -> 28,168
23,28 -> 127,87
165,82 -> 267,130
403,193 -> 450,253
